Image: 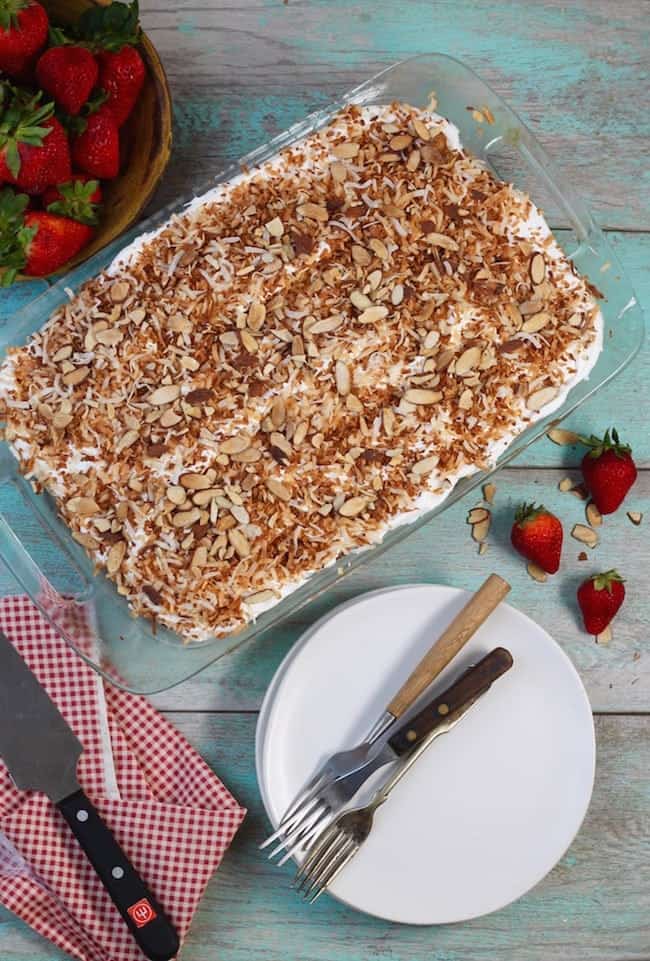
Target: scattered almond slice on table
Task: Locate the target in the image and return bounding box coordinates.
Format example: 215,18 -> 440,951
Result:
559,477 -> 574,492
586,502 -> 602,528
627,511 -> 643,526
527,562 -> 547,583
467,506 -> 491,548
483,482 -> 496,505
571,524 -> 598,548
595,625 -> 612,646
547,427 -> 580,446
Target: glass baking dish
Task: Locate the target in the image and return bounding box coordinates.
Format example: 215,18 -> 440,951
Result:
0,54 -> 643,693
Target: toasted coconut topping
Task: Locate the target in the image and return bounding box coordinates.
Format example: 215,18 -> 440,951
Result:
0,102 -> 601,642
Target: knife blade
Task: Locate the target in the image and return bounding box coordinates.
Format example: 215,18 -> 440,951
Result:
0,630 -> 180,961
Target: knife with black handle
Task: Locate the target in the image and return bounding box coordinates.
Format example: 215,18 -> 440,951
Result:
0,630 -> 180,961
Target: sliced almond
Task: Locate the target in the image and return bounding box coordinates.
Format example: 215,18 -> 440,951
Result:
180,472 -> 212,491
66,496 -> 100,515
404,388 -> 442,405
95,327 -> 124,347
297,202 -> 328,222
271,396 -> 286,428
527,562 -> 547,583
529,253 -> 546,286
335,360 -> 351,396
351,245 -> 371,265
339,496 -> 369,517
412,455 -> 439,476
265,217 -> 284,238
331,142 -> 359,159
586,502 -> 602,528
293,421 -> 308,446
522,311 -> 550,333
548,427 -> 580,446
52,411 -> 73,430
455,346 -> 481,375
330,162 -> 347,183
570,483 -> 589,501
559,476 -> 574,492
571,523 -> 598,548
350,290 -> 373,310
389,134 -> 413,151
270,432 -> 292,458
309,315 -> 343,335
149,384 -> 180,406
232,446 -> 261,463
266,477 -> 292,502
110,281 -> 130,303
106,540 -> 126,575
192,488 -> 219,506
240,329 -> 258,353
116,429 -> 138,452
627,511 -> 643,526
424,232 -> 459,252
160,409 -> 182,428
483,482 -> 496,504
52,344 -> 73,363
221,435 -> 250,455
412,117 -> 431,141
472,517 -> 490,543
359,305 -> 388,324
595,625 -> 612,645
167,485 -> 187,505
478,541 -> 488,556
191,545 -> 208,569
247,301 -> 266,331
527,386 -> 558,411
172,507 -> 200,528
368,237 -> 389,260
228,527 -> 251,558
458,387 -> 473,410
467,507 -> 489,524
63,366 -> 90,387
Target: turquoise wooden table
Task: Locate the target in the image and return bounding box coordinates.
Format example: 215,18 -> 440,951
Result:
1,1 -> 649,958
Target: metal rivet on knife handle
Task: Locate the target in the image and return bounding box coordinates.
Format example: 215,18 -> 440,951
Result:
386,573 -> 511,719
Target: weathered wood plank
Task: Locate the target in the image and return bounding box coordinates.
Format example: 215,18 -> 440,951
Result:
139,0 -> 650,231
2,712 -> 648,961
0,468 -> 646,713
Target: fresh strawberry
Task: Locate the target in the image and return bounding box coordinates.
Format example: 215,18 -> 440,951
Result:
71,106 -> 119,179
96,45 -> 145,127
22,210 -> 92,275
43,175 -> 101,225
580,428 -> 637,515
0,0 -> 48,78
0,86 -> 71,193
36,45 -> 98,116
510,502 -> 563,574
577,570 -> 625,636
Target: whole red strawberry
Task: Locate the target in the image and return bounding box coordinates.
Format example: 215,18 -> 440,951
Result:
0,186 -> 92,281
97,45 -> 145,127
43,173 -> 102,213
0,88 -> 71,194
23,209 -> 93,275
510,502 -> 563,574
36,45 -> 98,115
72,106 -> 119,179
580,428 -> 637,515
0,0 -> 48,78
577,569 -> 625,636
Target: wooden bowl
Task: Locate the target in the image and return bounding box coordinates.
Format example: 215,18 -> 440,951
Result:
40,0 -> 173,274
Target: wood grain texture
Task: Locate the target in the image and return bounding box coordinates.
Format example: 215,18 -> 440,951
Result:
0,468 -> 647,713
3,712 -> 649,961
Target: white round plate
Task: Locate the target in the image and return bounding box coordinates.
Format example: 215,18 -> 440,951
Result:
256,584 -> 595,924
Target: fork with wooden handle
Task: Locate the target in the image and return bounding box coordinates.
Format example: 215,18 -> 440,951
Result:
261,574 -> 510,862
294,646 -> 514,903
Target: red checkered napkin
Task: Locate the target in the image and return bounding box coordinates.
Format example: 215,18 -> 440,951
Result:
0,596 -> 246,961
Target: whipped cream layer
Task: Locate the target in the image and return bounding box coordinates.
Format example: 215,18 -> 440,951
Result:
0,102 -> 603,640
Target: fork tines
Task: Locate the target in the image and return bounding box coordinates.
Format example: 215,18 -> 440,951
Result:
293,824 -> 359,903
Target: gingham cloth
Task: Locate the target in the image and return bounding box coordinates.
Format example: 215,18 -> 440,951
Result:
0,595 -> 246,961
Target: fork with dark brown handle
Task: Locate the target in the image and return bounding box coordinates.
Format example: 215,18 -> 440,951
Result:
262,574 -> 510,862
294,646 -> 514,902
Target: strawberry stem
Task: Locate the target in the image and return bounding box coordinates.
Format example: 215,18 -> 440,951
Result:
0,186 -> 33,285
591,570 -> 625,593
514,502 -> 548,525
579,427 -> 632,459
0,0 -> 29,32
